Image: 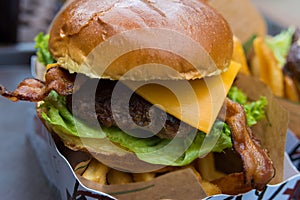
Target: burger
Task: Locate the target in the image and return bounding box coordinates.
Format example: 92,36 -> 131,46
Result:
283,28 -> 300,98
0,0 -> 275,195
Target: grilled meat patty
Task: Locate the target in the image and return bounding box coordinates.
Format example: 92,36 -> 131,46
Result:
66,78 -> 194,139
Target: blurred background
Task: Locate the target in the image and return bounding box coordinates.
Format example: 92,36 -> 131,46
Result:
0,0 -> 63,44
0,0 -> 66,65
0,0 -> 299,45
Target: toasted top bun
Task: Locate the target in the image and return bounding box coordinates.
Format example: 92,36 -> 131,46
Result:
49,0 -> 233,80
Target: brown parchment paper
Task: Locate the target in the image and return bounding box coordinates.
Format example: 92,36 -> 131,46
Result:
276,97 -> 300,139
208,0 -> 266,43
234,73 -> 289,184
78,168 -> 206,200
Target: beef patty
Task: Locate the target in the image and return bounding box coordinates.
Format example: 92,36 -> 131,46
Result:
66,78 -> 195,139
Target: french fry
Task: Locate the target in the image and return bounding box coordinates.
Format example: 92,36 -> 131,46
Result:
74,159 -> 92,175
284,75 -> 300,101
196,153 -> 226,182
268,60 -> 285,97
182,163 -> 222,196
200,181 -> 222,196
211,172 -> 252,195
77,157 -> 245,196
107,169 -> 133,184
253,37 -> 284,97
232,36 -> 250,75
82,159 -> 109,184
181,164 -> 202,182
250,55 -> 261,78
132,172 -> 156,182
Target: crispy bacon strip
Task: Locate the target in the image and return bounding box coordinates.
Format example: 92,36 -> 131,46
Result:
1,66 -> 275,191
0,67 -> 75,102
0,78 -> 46,102
45,66 -> 76,95
216,98 -> 275,192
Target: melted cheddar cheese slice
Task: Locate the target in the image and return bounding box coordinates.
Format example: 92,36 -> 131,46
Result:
124,61 -> 241,134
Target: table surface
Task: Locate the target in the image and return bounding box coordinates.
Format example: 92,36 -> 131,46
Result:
0,65 -> 59,199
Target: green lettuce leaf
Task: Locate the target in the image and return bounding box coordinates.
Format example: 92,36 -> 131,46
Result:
227,86 -> 247,105
265,27 -> 295,68
40,91 -> 232,166
41,91 -> 105,139
34,32 -> 55,66
105,120 -> 231,166
228,86 -> 267,126
40,87 -> 267,166
244,96 -> 267,126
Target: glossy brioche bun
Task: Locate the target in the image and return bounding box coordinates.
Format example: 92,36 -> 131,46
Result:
49,0 -> 233,80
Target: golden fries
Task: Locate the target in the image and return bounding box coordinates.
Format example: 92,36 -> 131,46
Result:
107,169 -> 133,184
81,159 -> 109,184
200,181 -> 222,196
232,36 -> 250,75
132,172 -> 156,182
76,157 -> 227,196
250,36 -> 300,101
252,37 -> 284,97
196,153 -> 226,182
284,75 -> 299,101
249,55 -> 261,77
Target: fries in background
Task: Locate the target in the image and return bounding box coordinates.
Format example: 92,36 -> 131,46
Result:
232,36 -> 250,75
247,29 -> 300,102
250,55 -> 261,78
284,74 -> 300,102
252,37 -> 284,97
245,30 -> 300,138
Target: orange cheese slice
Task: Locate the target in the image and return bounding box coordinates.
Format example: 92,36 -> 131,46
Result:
46,63 -> 59,70
124,61 -> 241,133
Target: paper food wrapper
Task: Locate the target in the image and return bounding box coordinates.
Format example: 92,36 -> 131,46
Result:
207,0 -> 266,43
276,98 -> 300,139
233,73 -> 288,184
26,73 -> 300,200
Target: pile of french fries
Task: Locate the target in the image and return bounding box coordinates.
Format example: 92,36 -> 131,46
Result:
75,154 -> 225,196
249,36 -> 299,102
